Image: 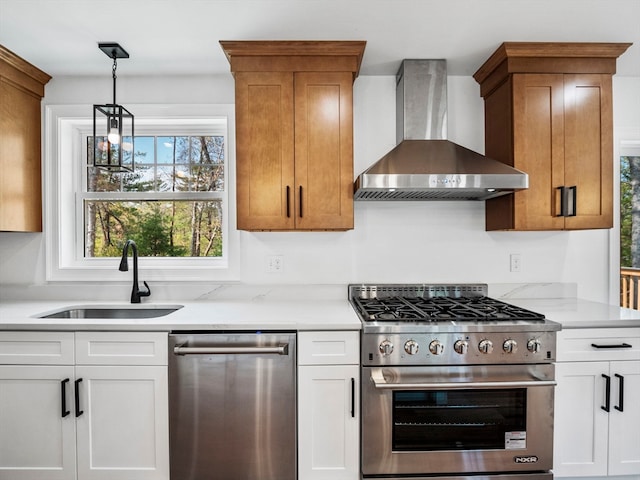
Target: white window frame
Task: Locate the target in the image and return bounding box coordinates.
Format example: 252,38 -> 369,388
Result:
44,104 -> 239,282
609,132 -> 640,304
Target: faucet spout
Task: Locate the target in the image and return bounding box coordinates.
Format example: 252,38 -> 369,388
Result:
119,240 -> 151,303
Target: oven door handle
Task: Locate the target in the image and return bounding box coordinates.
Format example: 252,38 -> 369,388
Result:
370,368 -> 556,389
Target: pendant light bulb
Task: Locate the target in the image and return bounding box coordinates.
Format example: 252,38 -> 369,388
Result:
107,117 -> 120,144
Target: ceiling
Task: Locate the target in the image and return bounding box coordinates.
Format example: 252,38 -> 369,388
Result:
1,0 -> 639,79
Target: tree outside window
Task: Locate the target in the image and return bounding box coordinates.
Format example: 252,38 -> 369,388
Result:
620,155 -> 640,309
620,156 -> 640,268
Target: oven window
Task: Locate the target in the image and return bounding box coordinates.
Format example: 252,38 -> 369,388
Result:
392,388 -> 527,451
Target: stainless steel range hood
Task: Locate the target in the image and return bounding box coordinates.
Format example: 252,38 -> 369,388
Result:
354,59 -> 528,201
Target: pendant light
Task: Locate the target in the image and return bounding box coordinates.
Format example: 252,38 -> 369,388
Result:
92,42 -> 134,172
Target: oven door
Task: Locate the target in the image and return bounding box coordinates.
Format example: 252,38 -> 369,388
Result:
361,364 -> 555,477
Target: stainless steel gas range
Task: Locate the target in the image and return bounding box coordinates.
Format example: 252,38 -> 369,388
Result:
349,284 -> 561,480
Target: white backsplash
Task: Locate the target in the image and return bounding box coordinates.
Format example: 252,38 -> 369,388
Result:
0,282 -> 576,304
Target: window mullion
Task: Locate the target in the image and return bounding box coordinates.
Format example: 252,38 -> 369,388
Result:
80,191 -> 223,201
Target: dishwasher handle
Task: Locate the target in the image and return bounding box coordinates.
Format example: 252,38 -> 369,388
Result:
173,344 -> 289,356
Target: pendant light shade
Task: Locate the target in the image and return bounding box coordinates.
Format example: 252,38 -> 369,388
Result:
92,43 -> 134,172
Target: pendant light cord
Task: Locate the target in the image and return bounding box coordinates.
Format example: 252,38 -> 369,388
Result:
112,56 -> 118,106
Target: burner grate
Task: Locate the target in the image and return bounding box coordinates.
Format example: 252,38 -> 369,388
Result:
351,289 -> 545,323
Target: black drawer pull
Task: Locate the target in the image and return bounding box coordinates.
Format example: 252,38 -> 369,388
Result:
299,186 -> 303,218
75,378 -> 84,417
61,378 -> 70,418
567,186 -> 577,217
557,186 -> 578,216
557,186 -> 566,217
350,377 -> 355,418
614,374 -> 624,412
601,374 -> 611,412
286,186 -> 290,218
591,343 -> 632,349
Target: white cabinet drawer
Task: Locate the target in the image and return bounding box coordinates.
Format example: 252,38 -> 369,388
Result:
557,328 -> 640,362
298,331 -> 359,365
0,331 -> 74,364
75,332 -> 168,365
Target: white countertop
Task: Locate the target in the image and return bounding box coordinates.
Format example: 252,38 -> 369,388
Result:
0,286 -> 361,331
0,284 -> 363,331
509,297 -> 640,329
2,283 -> 640,331
0,298 -> 362,331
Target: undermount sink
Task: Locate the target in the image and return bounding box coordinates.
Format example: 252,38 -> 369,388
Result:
38,305 -> 183,319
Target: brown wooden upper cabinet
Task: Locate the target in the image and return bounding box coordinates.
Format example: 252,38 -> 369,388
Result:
0,45 -> 51,232
220,41 -> 366,231
474,42 -> 631,231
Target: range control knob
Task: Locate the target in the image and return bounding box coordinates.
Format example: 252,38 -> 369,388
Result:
379,340 -> 394,356
503,339 -> 518,354
404,340 -> 419,355
478,339 -> 494,354
429,340 -> 444,355
453,339 -> 469,355
527,339 -> 542,353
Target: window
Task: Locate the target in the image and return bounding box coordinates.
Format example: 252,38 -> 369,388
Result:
45,104 -> 239,282
619,145 -> 640,308
620,155 -> 640,269
84,135 -> 224,258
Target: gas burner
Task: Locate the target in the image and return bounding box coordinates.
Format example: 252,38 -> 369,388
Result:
349,284 -> 546,326
359,297 -> 425,321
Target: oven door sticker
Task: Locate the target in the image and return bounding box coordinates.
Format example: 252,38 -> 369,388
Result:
505,431 -> 527,449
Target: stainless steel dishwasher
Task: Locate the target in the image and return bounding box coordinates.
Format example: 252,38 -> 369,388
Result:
168,332 -> 296,480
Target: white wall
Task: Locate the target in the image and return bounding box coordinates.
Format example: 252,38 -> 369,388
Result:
1,73 -> 639,303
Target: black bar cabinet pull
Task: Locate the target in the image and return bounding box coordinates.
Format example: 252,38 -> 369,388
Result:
557,186 -> 577,217
286,186 -> 290,218
299,186 -> 303,218
557,186 -> 566,217
591,343 -> 632,349
75,378 -> 84,417
350,377 -> 355,418
601,374 -> 611,412
568,186 -> 577,216
61,378 -> 70,418
614,374 -> 624,412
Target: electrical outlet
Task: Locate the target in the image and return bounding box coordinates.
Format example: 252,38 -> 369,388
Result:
510,254 -> 522,273
266,255 -> 284,273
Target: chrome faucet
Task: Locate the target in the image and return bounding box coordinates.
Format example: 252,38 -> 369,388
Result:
118,239 -> 151,303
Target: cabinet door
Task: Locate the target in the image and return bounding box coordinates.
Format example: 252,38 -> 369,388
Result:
553,361 -> 609,477
294,72 -> 354,230
512,74 -> 566,230
235,71 -> 295,230
563,74 -> 613,229
298,364 -> 359,480
608,360 -> 640,475
0,80 -> 43,232
75,365 -> 169,480
0,365 -> 76,480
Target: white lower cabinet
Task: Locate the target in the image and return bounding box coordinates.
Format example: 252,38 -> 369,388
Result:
554,327 -> 640,478
0,331 -> 169,480
0,364 -> 77,480
75,364 -> 169,480
298,331 -> 360,480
